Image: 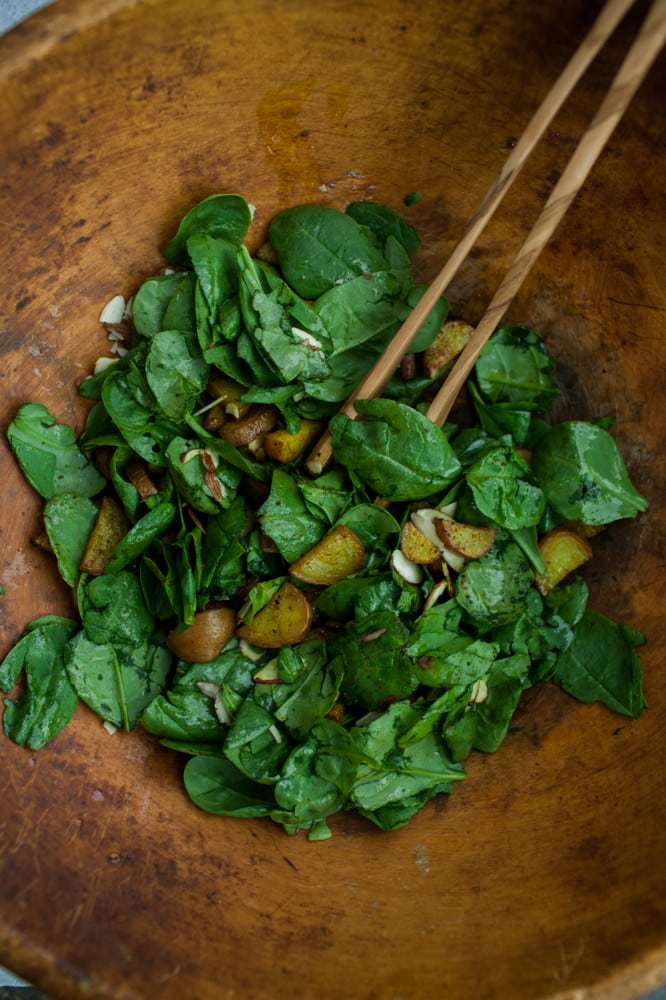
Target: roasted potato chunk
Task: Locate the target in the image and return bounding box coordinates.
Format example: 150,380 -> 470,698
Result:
264,418 -> 324,464
400,519 -> 441,565
167,607 -> 237,663
79,496 -> 130,575
434,518 -> 497,559
289,525 -> 365,585
237,581 -> 313,648
534,528 -> 593,595
217,404 -> 279,447
423,319 -> 474,378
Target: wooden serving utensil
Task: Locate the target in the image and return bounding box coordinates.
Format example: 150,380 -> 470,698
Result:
306,0 -> 666,474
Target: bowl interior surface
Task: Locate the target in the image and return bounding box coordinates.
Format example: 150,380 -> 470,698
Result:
0,2 -> 665,999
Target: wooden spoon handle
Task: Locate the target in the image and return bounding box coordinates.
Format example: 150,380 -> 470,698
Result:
425,0 -> 666,427
306,0 -> 639,474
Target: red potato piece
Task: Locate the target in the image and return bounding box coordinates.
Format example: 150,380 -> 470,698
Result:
534,528 -> 593,595
288,525 -> 365,585
237,581 -> 313,648
167,607 -> 237,663
217,404 -> 279,447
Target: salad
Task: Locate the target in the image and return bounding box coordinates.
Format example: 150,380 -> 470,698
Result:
0,194 -> 649,839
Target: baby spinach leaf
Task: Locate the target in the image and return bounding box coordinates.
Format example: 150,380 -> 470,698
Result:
455,538 -> 534,626
467,445 -> 545,529
165,437 -> 241,514
268,204 -> 388,299
78,571 -> 155,648
65,631 -> 172,731
258,469 -> 327,562
330,397 -> 461,502
132,272 -> 195,338
345,200 -> 421,256
273,739 -> 346,826
474,325 -> 560,410
0,617 -> 79,750
442,653 -> 530,760
333,610 -> 418,710
101,366 -> 182,467
43,493 -> 99,586
103,501 -> 176,574
552,609 -> 646,717
7,403 -> 106,500
531,421 -> 648,524
184,755 -> 276,817
145,330 -> 209,422
163,193 -> 252,265
224,698 -> 291,783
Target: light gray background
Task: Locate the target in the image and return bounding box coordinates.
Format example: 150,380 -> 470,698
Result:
0,1 -> 665,998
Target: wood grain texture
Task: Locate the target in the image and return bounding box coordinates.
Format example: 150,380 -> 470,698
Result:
0,2 -> 664,999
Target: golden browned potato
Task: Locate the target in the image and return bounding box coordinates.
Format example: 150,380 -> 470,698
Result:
264,418 -> 324,464
79,496 -> 130,575
167,606 -> 237,662
288,525 -> 365,585
434,518 -> 497,559
423,319 -> 474,378
208,375 -> 252,420
534,528 -> 593,595
217,404 -> 279,447
400,519 -> 441,565
237,581 -> 313,648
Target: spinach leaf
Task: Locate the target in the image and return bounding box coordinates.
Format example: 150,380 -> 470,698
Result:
258,469 -> 328,562
7,403 -> 106,500
163,193 -> 252,265
345,201 -> 421,256
330,397 -> 461,501
165,437 -> 241,514
474,325 -> 560,410
455,538 -> 534,626
132,272 -> 196,338
332,610 -> 418,710
78,571 -> 155,648
184,755 -> 276,817
552,609 -> 646,717
442,653 -> 531,760
43,493 -> 99,586
65,631 -> 172,731
103,501 -> 176,574
145,330 -> 209,421
0,617 -> 79,750
268,204 -> 388,299
101,365 -> 182,467
467,445 -> 545,529
141,649 -> 255,742
531,421 -> 648,524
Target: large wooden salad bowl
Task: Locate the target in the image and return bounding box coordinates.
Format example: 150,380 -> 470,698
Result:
1,1 -> 664,998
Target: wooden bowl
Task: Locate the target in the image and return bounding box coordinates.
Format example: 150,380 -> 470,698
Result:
1,2 -> 664,998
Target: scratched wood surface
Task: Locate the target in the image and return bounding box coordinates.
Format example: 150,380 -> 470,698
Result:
0,1 -> 664,998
